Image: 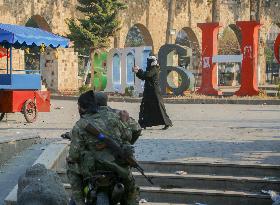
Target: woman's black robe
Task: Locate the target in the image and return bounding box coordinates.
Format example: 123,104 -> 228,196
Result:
136,65 -> 172,128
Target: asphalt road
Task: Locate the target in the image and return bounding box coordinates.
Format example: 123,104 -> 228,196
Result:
0,99 -> 279,165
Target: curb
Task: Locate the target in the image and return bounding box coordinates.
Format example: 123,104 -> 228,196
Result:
0,135 -> 40,165
4,141 -> 69,205
51,95 -> 280,105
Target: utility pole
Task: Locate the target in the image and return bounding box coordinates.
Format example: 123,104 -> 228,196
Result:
212,0 -> 221,22
166,0 -> 177,44
250,0 -> 261,21
250,0 -> 265,84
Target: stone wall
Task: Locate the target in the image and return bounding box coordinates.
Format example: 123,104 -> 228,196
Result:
0,0 -> 279,89
57,48 -> 79,93
116,0 -> 280,85
41,48 -> 78,94
2,0 -> 78,35
0,0 -> 79,92
118,0 -> 251,55
41,49 -> 59,91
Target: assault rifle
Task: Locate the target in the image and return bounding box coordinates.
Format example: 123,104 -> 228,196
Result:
85,123 -> 154,185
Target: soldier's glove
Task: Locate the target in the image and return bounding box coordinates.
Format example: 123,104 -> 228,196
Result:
131,130 -> 142,145
61,132 -> 71,140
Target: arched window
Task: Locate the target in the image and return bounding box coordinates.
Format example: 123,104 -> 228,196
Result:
126,53 -> 135,85
112,53 -> 121,91
141,50 -> 151,72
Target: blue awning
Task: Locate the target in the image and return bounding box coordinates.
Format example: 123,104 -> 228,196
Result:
0,23 -> 69,48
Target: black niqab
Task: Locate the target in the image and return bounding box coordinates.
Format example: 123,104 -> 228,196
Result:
146,58 -> 153,70
136,57 -> 172,128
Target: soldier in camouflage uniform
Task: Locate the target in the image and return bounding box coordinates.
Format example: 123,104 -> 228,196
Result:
95,92 -> 141,145
62,93 -> 141,143
67,91 -> 139,205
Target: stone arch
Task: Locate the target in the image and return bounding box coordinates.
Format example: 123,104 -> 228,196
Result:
175,27 -> 200,55
228,24 -> 242,46
217,25 -> 242,87
124,23 -> 154,51
25,15 -> 51,32
266,23 -> 280,49
218,25 -> 241,55
265,23 -> 280,84
158,44 -> 187,92
175,27 -> 200,71
25,15 -> 52,71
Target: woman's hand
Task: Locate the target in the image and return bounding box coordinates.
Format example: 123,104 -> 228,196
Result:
133,65 -> 140,73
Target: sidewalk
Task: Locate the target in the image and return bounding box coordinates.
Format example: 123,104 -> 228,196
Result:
51,94 -> 280,105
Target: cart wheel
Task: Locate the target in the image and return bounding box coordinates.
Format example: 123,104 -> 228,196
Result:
0,113 -> 5,121
23,99 -> 38,123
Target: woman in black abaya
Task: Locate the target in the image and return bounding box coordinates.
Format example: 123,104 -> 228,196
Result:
133,56 -> 172,130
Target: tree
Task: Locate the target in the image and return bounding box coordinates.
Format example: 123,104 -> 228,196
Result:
66,0 -> 126,88
218,28 -> 240,55
265,46 -> 274,64
211,0 -> 220,22
125,26 -> 145,47
66,0 -> 126,53
166,0 -> 176,44
250,0 -> 262,21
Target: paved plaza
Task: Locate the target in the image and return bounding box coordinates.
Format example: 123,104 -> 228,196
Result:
0,99 -> 279,165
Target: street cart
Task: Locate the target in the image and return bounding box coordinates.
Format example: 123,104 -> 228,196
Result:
0,24 -> 69,123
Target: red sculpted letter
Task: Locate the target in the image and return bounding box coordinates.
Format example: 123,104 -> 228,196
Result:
197,23 -> 222,95
274,34 -> 280,64
235,21 -> 261,96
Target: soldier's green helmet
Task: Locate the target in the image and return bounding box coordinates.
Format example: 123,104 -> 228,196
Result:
95,92 -> 108,106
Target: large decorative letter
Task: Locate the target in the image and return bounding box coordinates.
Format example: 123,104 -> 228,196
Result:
235,21 -> 261,96
274,33 -> 280,64
197,23 -> 222,95
158,44 -> 195,96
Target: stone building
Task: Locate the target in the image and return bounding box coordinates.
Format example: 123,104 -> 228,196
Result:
40,48 -> 78,93
0,0 -> 79,94
117,0 -> 280,85
0,0 -> 279,93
